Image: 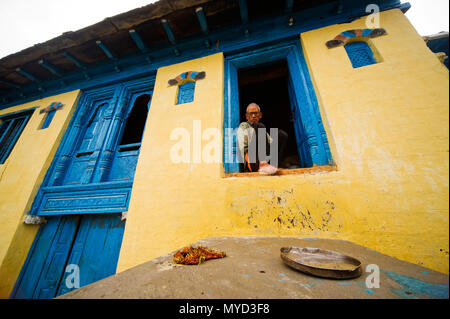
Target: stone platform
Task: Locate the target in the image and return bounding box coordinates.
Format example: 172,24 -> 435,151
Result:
58,237 -> 449,299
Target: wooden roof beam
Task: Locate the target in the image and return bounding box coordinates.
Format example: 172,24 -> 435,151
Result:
285,0 -> 294,13
16,68 -> 40,83
96,40 -> 116,60
0,79 -> 21,89
129,29 -> 149,54
96,40 -> 120,72
62,52 -> 91,80
15,68 -> 44,92
195,7 -> 211,48
38,59 -> 63,77
161,19 -> 180,56
129,29 -> 151,63
63,52 -> 86,70
238,0 -> 249,36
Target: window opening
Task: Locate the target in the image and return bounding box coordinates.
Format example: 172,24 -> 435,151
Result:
345,41 -> 376,68
118,94 -> 150,148
224,44 -> 332,175
41,109 -> 56,129
0,110 -> 34,164
237,60 -> 303,172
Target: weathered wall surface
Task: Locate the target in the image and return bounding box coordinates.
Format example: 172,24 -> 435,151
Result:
0,90 -> 80,297
118,9 -> 448,275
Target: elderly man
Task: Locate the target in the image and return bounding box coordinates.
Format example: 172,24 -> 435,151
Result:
237,103 -> 288,174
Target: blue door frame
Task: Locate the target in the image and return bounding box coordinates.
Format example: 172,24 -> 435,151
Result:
223,40 -> 333,173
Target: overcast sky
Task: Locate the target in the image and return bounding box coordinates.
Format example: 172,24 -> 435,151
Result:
0,0 -> 448,59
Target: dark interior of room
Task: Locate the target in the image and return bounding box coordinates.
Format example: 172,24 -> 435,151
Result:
118,94 -> 150,150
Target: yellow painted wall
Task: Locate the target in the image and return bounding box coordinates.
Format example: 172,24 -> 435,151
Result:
118,8 -> 448,275
0,90 -> 80,297
300,8 -> 448,273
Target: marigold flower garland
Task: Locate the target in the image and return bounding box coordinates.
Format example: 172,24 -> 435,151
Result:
173,246 -> 226,265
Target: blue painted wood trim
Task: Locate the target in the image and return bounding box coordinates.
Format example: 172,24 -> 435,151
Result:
0,108 -> 35,163
56,214 -> 125,297
10,216 -> 74,298
27,76 -> 154,217
0,106 -> 38,119
0,1 -> 406,110
10,215 -> 54,298
0,119 -> 14,146
30,216 -> 78,298
12,213 -> 126,298
223,59 -> 240,173
286,42 -> 331,165
32,181 -> 132,216
89,88 -> 122,183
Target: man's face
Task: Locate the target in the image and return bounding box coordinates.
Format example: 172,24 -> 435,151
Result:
246,104 -> 262,124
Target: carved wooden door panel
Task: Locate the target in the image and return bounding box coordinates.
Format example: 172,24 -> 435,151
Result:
63,102 -> 109,185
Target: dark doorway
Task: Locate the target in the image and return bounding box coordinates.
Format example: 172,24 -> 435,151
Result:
238,59 -> 301,169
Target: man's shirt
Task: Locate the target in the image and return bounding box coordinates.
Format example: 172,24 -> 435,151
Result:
236,121 -> 273,159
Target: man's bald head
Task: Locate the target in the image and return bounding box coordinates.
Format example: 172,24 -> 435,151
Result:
246,103 -> 261,112
246,103 -> 262,124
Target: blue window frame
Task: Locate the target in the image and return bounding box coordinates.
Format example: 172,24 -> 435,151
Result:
223,41 -> 332,173
0,109 -> 34,164
40,102 -> 63,129
41,109 -> 56,130
345,41 -> 376,68
177,81 -> 195,104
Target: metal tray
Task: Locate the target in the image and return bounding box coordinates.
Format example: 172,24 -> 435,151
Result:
280,247 -> 362,279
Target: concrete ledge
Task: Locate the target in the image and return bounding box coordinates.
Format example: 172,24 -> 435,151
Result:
224,165 -> 337,178
58,236 -> 449,299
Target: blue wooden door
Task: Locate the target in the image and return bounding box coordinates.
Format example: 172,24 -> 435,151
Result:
57,214 -> 125,296
11,216 -> 79,299
12,214 -> 125,299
